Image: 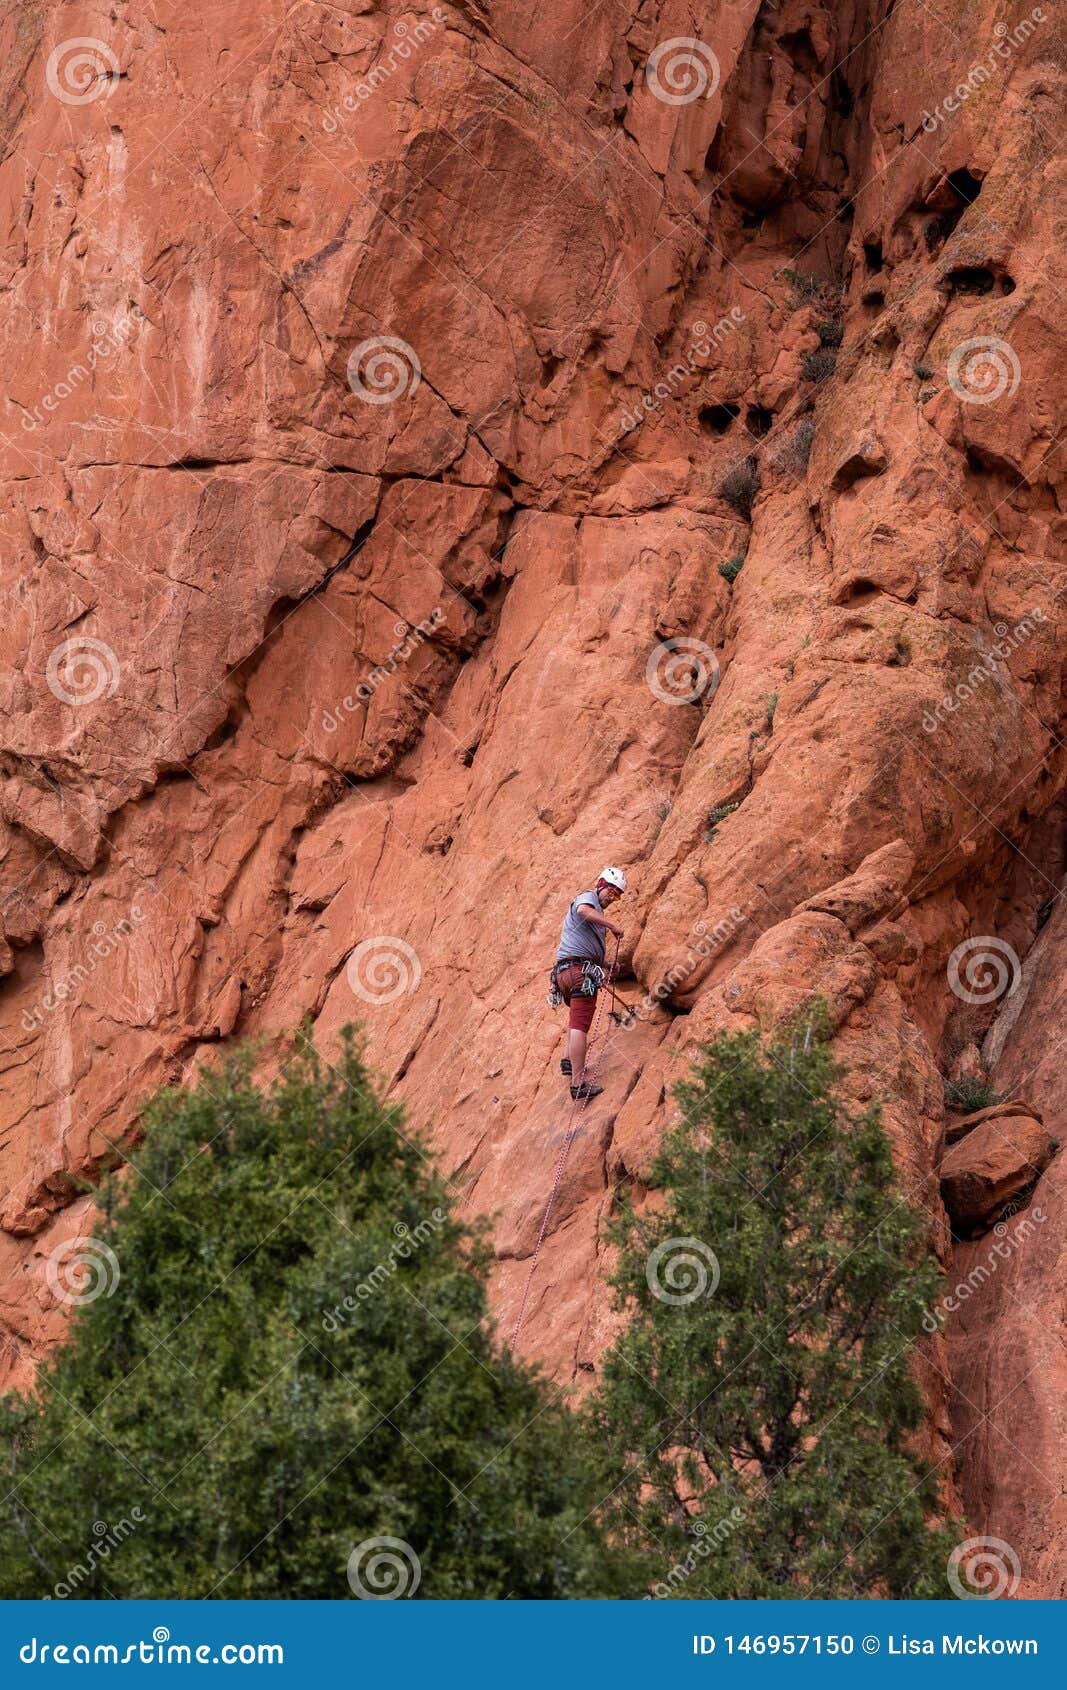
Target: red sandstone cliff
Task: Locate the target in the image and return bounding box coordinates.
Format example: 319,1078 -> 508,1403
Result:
1,0 -> 1064,1595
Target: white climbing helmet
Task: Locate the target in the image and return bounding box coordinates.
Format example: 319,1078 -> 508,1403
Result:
598,865 -> 627,892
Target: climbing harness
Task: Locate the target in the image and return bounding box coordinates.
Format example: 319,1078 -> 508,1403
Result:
548,957 -> 606,1007
511,933 -> 623,1350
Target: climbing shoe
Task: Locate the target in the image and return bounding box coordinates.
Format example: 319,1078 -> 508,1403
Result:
570,1082 -> 603,1102
560,1057 -> 572,1076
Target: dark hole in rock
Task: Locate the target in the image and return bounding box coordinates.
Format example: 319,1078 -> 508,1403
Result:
863,240 -> 883,273
831,449 -> 886,493
833,72 -> 853,117
944,265 -> 997,296
781,28 -> 818,78
539,354 -> 565,388
746,405 -> 773,438
700,402 -> 740,436
948,167 -> 983,205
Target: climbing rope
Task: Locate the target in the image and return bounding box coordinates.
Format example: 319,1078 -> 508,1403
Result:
509,935 -> 622,1350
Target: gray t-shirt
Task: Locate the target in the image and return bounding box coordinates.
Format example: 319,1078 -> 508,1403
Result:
557,889 -> 606,964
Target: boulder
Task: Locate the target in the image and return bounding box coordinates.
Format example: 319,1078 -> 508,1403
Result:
939,1116 -> 1056,1235
944,1096 -> 1042,1146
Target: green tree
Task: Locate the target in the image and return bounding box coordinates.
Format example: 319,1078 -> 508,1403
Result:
591,1018 -> 960,1597
0,1031 -> 625,1599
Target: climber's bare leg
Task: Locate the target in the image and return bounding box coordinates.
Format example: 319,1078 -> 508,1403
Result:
567,1028 -> 588,1081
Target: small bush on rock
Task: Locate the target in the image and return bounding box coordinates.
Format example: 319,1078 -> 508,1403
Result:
944,1077 -> 1002,1114
802,347 -> 838,383
719,461 -> 760,520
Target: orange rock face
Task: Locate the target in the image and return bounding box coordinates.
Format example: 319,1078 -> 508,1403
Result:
1,0 -> 1064,1593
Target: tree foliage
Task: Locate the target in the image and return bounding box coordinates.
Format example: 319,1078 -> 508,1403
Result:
0,1032 -> 624,1599
591,1018 -> 960,1598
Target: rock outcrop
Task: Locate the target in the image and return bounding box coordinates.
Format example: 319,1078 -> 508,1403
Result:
1,0 -> 1064,1593
939,1108 -> 1055,1235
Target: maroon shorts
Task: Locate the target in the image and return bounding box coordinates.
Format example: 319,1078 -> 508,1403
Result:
568,992 -> 597,1032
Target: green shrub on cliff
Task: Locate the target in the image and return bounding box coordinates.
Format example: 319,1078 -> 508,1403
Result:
591,1016 -> 961,1598
0,1031 -> 624,1599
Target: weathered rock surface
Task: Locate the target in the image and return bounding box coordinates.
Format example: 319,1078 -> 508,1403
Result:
945,892 -> 1067,1601
0,0 -> 1065,1592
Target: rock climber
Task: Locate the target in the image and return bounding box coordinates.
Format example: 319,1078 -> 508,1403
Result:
550,867 -> 627,1101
